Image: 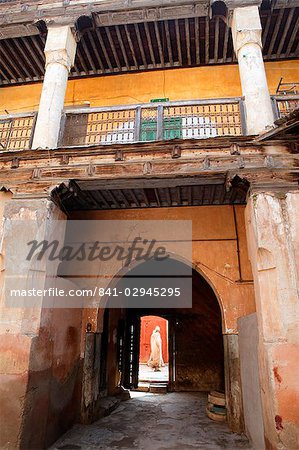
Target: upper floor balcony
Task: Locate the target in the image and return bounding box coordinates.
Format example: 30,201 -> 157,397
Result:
0,94 -> 298,152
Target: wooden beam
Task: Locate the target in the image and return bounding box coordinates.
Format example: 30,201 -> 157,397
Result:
262,11 -> 272,47
165,187 -> 172,205
210,184 -> 216,203
26,36 -> 45,74
222,22 -> 229,63
81,35 -> 97,72
154,188 -> 161,206
142,189 -> 150,206
205,16 -> 209,64
107,189 -> 121,208
165,20 -> 173,65
134,23 -> 148,69
0,2 -> 208,31
285,15 -> 299,57
188,185 -> 193,205
93,190 -> 110,208
144,22 -> 156,67
72,63 -> 81,76
276,8 -> 295,57
0,42 -> 24,81
0,45 -> 19,82
118,189 -> 130,207
199,185 -> 205,204
176,186 -> 181,205
154,21 -> 164,66
76,46 -> 89,73
30,35 -> 45,62
0,66 -> 10,83
124,24 -> 138,68
195,16 -> 200,65
87,30 -> 105,72
96,27 -> 113,70
78,175 -> 226,191
185,18 -> 191,65
214,17 -> 219,63
12,39 -> 34,79
128,188 -> 140,207
115,25 -> 130,70
105,26 -> 122,70
267,8 -> 284,58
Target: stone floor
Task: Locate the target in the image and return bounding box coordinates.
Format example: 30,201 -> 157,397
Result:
138,363 -> 169,382
50,392 -> 251,450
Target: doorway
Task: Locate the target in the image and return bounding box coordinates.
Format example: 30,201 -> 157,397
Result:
138,316 -> 169,388
116,263 -> 224,394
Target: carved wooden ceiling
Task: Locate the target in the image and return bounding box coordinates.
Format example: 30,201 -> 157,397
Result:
0,6 -> 298,86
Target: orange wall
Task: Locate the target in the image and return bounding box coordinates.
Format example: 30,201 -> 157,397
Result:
140,316 -> 168,363
0,60 -> 298,114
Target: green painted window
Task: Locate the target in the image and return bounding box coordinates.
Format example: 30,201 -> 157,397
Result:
140,117 -> 182,141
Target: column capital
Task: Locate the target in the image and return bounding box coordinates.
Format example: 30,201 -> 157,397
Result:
223,0 -> 261,8
231,5 -> 262,56
44,25 -> 77,71
248,183 -> 299,197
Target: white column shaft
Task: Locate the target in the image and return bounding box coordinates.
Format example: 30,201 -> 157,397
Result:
231,6 -> 274,135
32,26 -> 76,149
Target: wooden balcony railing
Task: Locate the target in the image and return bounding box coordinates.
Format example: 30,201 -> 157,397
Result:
61,98 -> 245,147
0,95 -> 298,152
272,95 -> 299,119
0,113 -> 36,151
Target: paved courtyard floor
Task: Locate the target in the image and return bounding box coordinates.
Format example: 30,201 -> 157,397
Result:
138,363 -> 169,382
50,392 -> 251,450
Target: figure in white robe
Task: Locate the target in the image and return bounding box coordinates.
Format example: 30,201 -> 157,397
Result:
147,326 -> 164,371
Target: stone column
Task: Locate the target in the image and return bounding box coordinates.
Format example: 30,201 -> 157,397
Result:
32,26 -> 77,149
231,6 -> 274,135
245,189 -> 299,449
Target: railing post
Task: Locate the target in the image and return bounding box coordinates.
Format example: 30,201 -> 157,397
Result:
134,106 -> 141,142
271,97 -> 280,120
29,113 -> 38,149
157,104 -> 164,141
239,99 -> 247,136
57,112 -> 67,147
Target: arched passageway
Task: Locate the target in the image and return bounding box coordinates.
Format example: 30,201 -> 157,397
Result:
103,259 -> 224,395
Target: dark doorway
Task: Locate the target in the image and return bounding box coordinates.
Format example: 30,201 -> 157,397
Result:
112,261 -> 224,393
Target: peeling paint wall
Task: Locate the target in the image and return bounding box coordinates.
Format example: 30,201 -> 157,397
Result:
0,197 -> 84,449
246,191 -> 299,450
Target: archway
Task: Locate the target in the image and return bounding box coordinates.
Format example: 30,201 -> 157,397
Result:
101,258 -> 224,396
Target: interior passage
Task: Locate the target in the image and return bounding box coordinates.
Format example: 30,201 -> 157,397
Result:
50,392 -> 252,450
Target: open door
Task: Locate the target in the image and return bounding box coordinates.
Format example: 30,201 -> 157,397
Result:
168,317 -> 176,391
123,316 -> 140,389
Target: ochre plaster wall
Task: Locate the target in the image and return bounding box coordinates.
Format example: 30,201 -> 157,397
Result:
71,204 -> 255,333
0,60 -> 298,114
0,197 -> 83,449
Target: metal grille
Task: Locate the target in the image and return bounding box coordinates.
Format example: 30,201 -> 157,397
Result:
63,109 -> 136,146
140,108 -> 158,142
276,98 -> 299,118
164,103 -> 242,138
0,115 -> 35,151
